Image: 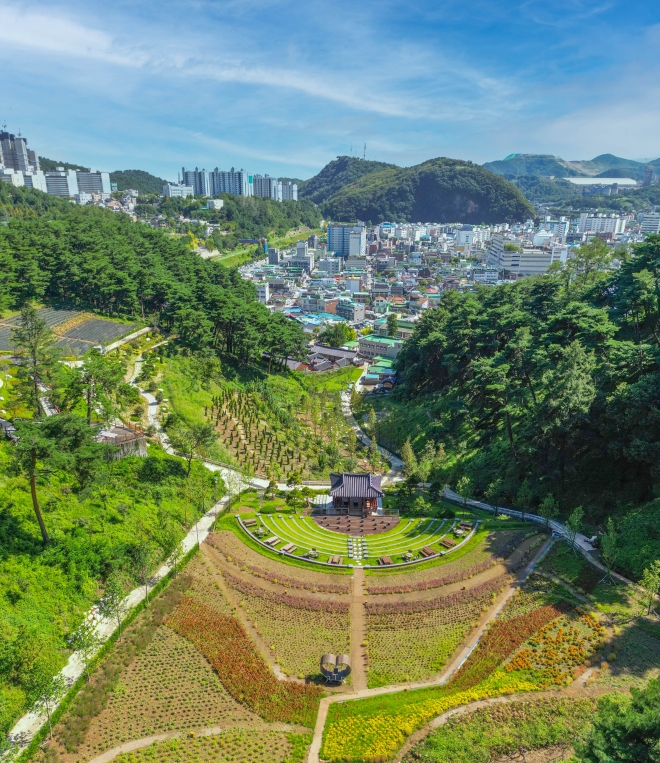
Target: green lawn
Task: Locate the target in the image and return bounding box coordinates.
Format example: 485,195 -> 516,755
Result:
239,514 -> 474,566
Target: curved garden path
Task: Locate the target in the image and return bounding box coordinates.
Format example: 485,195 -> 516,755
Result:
86,719 -> 309,763
306,537 -> 554,763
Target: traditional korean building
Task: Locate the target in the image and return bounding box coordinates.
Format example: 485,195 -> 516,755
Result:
329,472 -> 384,516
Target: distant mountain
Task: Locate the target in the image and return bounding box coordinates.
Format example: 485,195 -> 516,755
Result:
298,156 -> 396,205
319,157 -> 535,224
483,154 -> 581,178
110,169 -> 166,195
485,152 -> 659,181
39,157 -> 90,172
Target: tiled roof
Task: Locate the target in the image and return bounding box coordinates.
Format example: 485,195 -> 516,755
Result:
329,472 -> 384,498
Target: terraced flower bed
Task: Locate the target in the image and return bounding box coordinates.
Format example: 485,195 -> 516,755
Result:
402,696 -> 597,763
78,627 -> 258,757
591,620 -> 660,689
366,531 -> 530,594
206,529 -> 352,580
222,571 -> 350,678
167,596 -> 323,727
321,575 -> 595,762
186,555 -> 234,614
365,576 -> 508,687
113,730 -> 311,763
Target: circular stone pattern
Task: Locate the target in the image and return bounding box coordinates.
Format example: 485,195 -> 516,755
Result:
313,516 -> 400,536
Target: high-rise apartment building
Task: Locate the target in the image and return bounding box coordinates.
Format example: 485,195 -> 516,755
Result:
253,174 -> 282,201
0,131 -> 39,172
327,223 -> 366,258
281,181 -> 297,201
181,167 -> 210,196
209,167 -> 253,196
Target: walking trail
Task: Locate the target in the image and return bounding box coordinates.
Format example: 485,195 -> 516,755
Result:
349,568 -> 368,692
306,537 -> 553,763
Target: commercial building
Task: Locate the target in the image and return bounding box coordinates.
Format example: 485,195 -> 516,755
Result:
163,182 -> 194,198
256,283 -> 270,304
328,223 -> 366,257
76,171 -> 111,195
268,248 -> 281,265
641,213 -> 660,235
358,335 -> 403,359
500,247 -> 568,277
578,213 -> 626,235
318,257 -> 343,275
45,169 -> 79,197
336,301 -> 365,321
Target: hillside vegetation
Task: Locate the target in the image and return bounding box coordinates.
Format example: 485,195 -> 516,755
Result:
298,155 -> 396,205
320,157 -> 535,224
158,194 -> 321,252
0,185 -> 306,364
110,169 -> 167,195
365,236 -> 660,578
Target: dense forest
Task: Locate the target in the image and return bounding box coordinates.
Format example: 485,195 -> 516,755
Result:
320,158 -> 536,224
0,185 -> 307,364
372,236 -> 660,578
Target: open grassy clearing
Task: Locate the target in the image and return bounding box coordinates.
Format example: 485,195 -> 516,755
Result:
244,514 -> 474,565
210,515 -> 352,575
113,730 -> 311,763
402,696 -> 596,763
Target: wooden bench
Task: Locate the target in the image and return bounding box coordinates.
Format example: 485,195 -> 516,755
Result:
440,538 -> 457,549
378,556 -> 393,565
420,546 -> 436,558
281,543 -> 297,553
460,522 -> 473,530
243,518 -> 257,527
265,536 -> 279,546
328,556 -> 344,565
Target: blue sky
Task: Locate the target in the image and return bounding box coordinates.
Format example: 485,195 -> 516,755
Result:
0,0 -> 658,180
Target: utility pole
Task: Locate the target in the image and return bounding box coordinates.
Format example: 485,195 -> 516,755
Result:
364,143 -> 366,160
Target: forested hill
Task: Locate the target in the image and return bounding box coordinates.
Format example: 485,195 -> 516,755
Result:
110,169 -> 167,194
298,156 -> 397,205
381,236 -> 660,576
0,184 -> 306,363
321,157 -> 535,224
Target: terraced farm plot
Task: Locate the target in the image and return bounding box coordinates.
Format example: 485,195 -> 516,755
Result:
366,531 -> 529,593
222,571 -> 351,678
246,515 -> 463,565
57,318 -> 135,355
207,531 -> 351,592
0,307 -> 81,350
